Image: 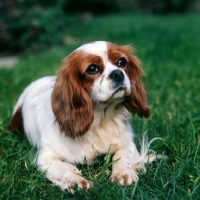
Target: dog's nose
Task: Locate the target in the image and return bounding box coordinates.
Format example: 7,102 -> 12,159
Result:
109,69 -> 124,82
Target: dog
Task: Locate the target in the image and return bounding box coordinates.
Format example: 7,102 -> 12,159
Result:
8,41 -> 160,192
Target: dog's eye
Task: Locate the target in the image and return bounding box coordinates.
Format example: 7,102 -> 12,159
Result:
118,58 -> 127,67
86,64 -> 100,74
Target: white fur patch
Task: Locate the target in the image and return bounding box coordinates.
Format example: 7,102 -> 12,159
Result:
76,41 -> 108,58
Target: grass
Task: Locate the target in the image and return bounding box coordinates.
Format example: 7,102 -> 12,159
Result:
0,13 -> 200,199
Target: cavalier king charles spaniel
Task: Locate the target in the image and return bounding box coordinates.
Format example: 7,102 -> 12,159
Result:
9,41 -> 161,192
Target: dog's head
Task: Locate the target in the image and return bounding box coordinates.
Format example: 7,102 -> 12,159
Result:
52,41 -> 150,138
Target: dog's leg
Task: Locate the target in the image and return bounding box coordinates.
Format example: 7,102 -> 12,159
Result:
110,144 -> 143,185
37,147 -> 93,192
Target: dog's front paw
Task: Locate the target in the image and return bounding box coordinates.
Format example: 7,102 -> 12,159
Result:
66,177 -> 93,193
110,169 -> 138,185
54,175 -> 93,193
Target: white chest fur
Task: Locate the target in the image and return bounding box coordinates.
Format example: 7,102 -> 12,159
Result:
43,104 -> 134,165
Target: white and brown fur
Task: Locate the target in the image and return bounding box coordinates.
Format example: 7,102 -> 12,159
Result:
8,41 -> 160,192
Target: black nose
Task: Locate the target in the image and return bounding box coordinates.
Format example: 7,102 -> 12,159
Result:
109,69 -> 124,82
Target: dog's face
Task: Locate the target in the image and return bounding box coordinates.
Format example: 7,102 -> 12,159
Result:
76,42 -> 131,103
52,41 -> 150,138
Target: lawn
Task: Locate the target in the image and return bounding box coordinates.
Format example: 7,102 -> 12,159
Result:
0,13 -> 200,199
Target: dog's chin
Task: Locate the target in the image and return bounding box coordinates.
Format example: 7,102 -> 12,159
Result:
112,87 -> 127,99
98,87 -> 128,105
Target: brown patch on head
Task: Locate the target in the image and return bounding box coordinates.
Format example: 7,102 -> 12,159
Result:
108,43 -> 150,118
79,53 -> 104,93
51,51 -> 105,139
107,44 -> 128,71
8,107 -> 24,132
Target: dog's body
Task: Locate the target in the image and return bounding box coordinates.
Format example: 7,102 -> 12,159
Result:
9,41 -> 159,192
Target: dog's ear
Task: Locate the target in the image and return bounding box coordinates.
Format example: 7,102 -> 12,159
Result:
120,46 -> 150,118
51,55 -> 94,139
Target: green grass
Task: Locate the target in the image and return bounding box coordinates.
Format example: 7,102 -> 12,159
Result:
1,13 -> 200,199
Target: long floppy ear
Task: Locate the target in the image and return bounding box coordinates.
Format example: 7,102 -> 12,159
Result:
121,46 -> 150,118
51,57 -> 94,139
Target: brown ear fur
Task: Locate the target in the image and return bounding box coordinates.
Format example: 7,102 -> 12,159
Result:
51,56 -> 94,139
8,107 -> 24,132
120,46 -> 150,118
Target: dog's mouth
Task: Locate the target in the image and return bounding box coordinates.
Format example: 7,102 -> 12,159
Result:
112,87 -> 127,99
114,87 -> 126,93
98,87 -> 126,105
